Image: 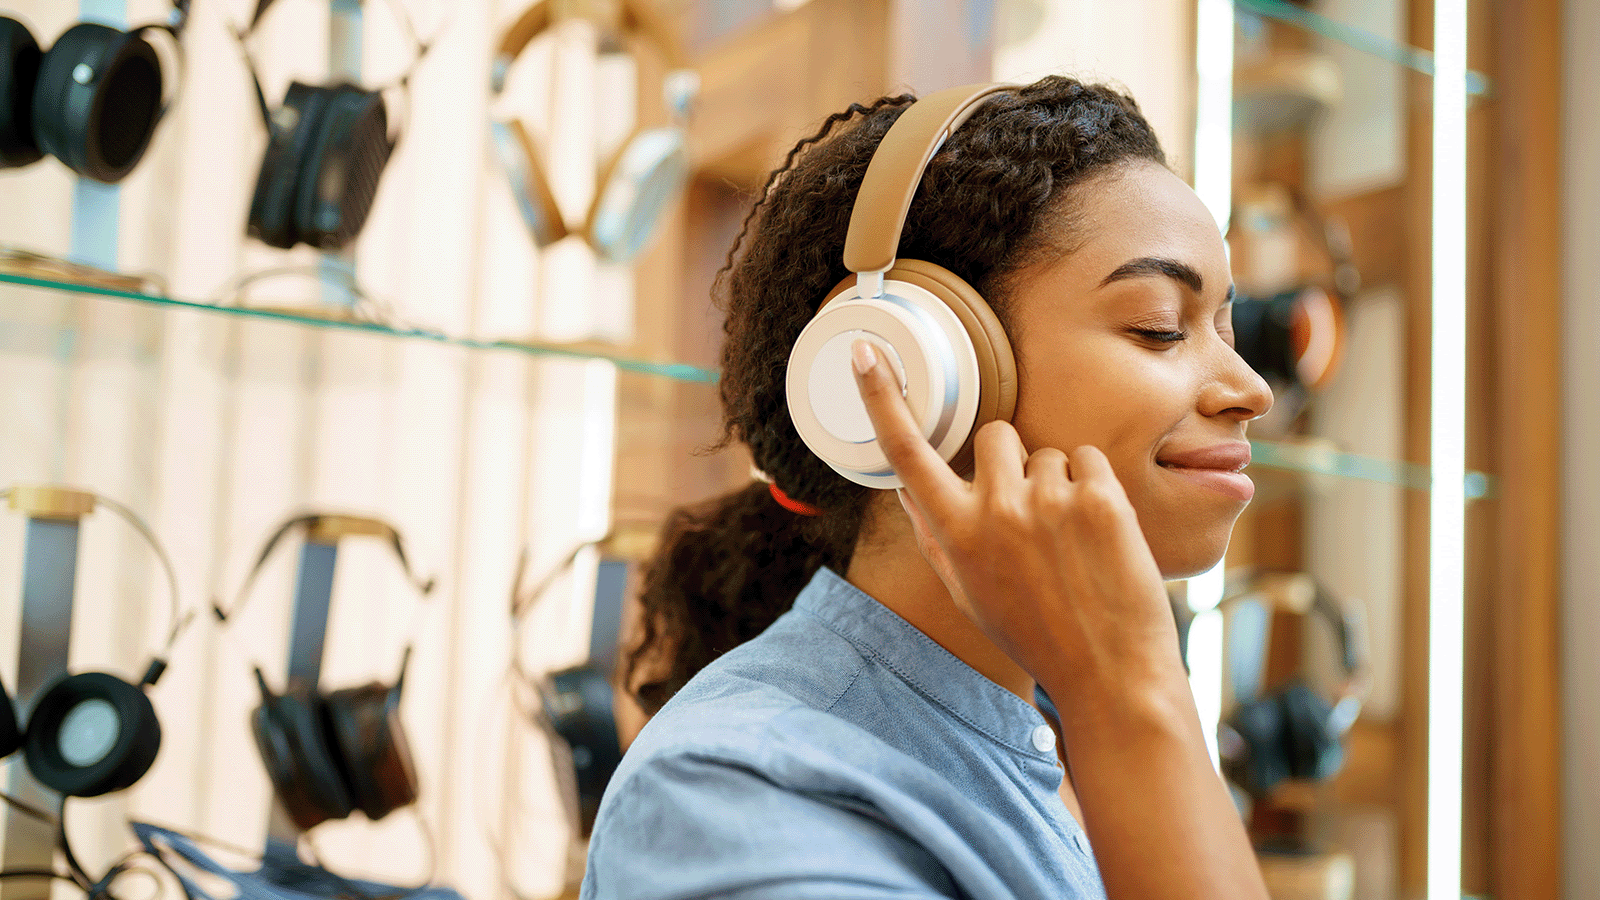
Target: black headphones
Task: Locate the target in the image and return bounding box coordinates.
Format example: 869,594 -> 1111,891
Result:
0,486 -> 184,800
0,1 -> 188,183
1210,570 -> 1366,801
214,512 -> 434,833
234,0 -> 431,251
507,542 -> 630,836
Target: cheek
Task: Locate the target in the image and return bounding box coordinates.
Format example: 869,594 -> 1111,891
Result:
1009,348 -> 1181,460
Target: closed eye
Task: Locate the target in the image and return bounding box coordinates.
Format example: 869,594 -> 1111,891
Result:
1133,328 -> 1187,343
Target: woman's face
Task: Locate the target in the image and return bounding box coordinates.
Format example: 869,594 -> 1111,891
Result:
1005,161 -> 1273,578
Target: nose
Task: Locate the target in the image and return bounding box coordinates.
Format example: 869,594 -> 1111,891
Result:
1203,341 -> 1275,423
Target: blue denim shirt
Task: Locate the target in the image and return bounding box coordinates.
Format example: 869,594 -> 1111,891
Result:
582,567 -> 1107,899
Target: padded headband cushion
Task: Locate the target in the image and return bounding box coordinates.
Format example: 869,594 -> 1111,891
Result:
0,17 -> 43,168
22,672 -> 161,798
32,22 -> 162,183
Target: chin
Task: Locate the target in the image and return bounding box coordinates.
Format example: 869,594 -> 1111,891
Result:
1149,523 -> 1236,580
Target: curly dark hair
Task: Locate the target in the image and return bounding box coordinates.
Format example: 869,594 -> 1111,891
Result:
624,75 -> 1168,714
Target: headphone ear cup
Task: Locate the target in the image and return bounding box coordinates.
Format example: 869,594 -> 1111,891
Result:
874,260 -> 1017,475
0,16 -> 44,169
248,82 -> 332,250
250,680 -> 353,830
583,125 -> 688,264
31,22 -> 162,183
492,117 -> 569,248
1,676 -> 22,759
1223,694 -> 1290,799
789,261 -> 1015,488
292,84 -> 392,251
1279,679 -> 1344,781
322,682 -> 418,822
21,672 -> 160,798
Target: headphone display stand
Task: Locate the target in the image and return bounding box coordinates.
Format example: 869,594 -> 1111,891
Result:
1,488 -> 95,900
260,515 -> 377,866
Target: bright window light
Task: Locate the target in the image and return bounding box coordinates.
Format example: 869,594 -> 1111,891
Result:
1428,0 -> 1468,897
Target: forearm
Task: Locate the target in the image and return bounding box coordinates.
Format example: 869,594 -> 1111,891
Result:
1046,669 -> 1268,900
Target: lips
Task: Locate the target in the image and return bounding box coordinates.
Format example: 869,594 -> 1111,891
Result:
1156,442 -> 1254,502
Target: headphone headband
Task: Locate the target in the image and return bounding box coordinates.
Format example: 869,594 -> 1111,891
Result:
214,512 -> 434,626
843,83 -> 1014,276
1,485 -> 186,685
493,0 -> 686,92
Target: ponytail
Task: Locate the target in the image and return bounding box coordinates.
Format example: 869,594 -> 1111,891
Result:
623,481 -> 867,714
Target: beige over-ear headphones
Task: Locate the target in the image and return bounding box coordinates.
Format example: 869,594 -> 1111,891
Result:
489,0 -> 696,264
786,83 -> 1020,489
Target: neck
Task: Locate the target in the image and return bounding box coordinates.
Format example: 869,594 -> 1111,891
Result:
843,496 -> 1036,704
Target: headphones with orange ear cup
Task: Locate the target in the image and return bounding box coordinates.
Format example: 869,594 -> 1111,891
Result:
489,0 -> 696,264
786,83 -> 1020,489
215,513 -> 432,833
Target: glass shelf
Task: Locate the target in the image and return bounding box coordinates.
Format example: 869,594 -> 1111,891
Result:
1235,0 -> 1492,96
0,269 -> 1494,496
0,271 -> 720,384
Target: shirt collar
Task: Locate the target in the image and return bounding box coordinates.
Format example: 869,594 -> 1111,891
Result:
793,566 -> 1053,757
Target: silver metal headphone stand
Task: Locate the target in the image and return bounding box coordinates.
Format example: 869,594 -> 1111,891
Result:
1,510 -> 85,900
261,535 -> 340,865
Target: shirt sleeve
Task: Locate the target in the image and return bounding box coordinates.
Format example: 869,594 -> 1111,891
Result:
581,749 -> 959,900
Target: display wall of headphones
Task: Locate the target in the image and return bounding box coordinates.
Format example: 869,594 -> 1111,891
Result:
235,0 -> 434,251
0,1 -> 189,183
490,0 -> 698,264
215,511 -> 433,833
786,83 -> 1019,489
0,484 -> 187,800
1206,569 -> 1367,802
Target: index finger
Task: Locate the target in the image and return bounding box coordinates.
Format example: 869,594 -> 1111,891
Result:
850,339 -> 968,510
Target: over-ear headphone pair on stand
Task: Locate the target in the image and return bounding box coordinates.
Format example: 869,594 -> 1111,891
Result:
1210,570 -> 1366,802
786,84 -> 1020,489
213,513 -> 433,833
0,485 -> 184,803
490,0 -> 697,264
0,1 -> 188,183
235,0 -> 433,251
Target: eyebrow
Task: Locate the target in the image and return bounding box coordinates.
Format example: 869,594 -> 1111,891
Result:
1100,256 -> 1236,304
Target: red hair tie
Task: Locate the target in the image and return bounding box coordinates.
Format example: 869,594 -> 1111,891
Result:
768,482 -> 822,517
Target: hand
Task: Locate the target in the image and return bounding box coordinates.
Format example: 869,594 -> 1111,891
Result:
850,340 -> 1184,699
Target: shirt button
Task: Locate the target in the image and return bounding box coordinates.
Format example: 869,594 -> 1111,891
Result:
1031,724 -> 1056,753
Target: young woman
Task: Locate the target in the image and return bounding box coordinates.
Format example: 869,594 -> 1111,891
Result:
583,75 -> 1274,900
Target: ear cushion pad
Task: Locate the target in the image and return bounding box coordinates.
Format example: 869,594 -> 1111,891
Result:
248,82 -> 333,250
1223,694 -> 1289,799
824,259 -> 1017,473
22,672 -> 160,798
251,682 -> 354,830
292,84 -> 391,251
32,22 -> 162,183
1,676 -> 24,759
0,17 -> 44,169
323,682 -> 418,822
1279,679 -> 1343,781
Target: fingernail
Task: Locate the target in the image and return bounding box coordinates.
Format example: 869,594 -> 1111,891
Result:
851,339 -> 877,375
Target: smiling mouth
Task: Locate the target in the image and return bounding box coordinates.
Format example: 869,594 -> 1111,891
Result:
1156,461 -> 1255,502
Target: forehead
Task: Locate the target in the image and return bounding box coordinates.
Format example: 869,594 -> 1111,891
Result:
1067,162 -> 1226,274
